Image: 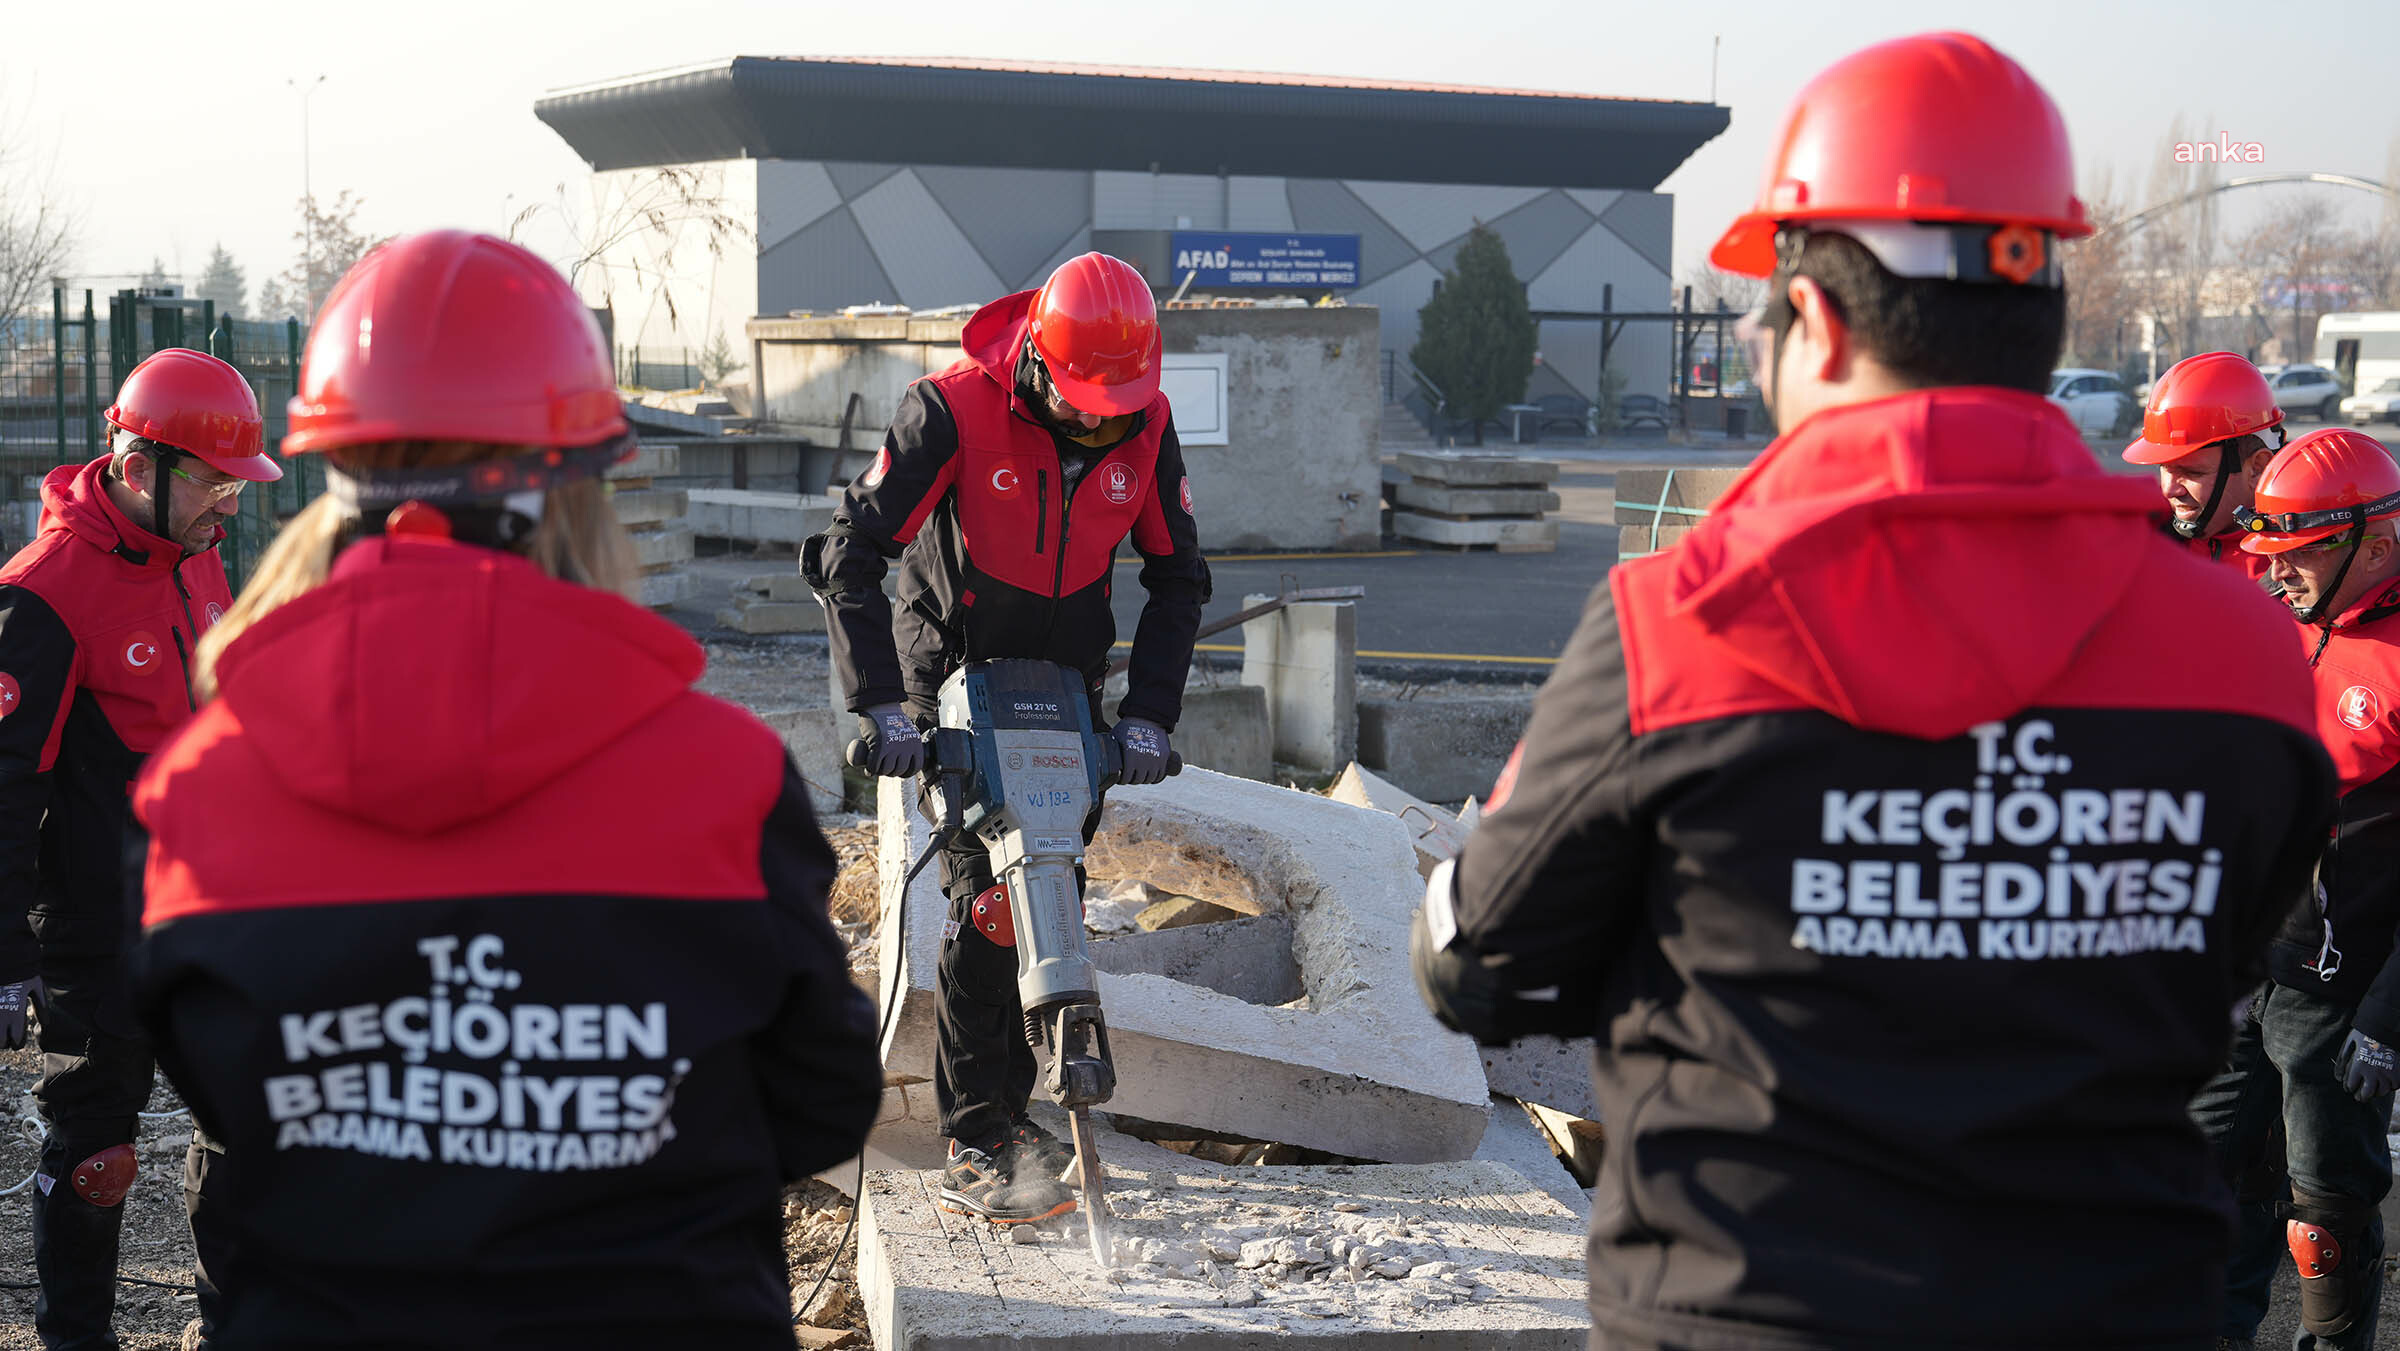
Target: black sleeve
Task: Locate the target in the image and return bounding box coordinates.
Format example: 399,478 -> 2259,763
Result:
1119,422 -> 1210,731
802,381 -> 962,713
748,759 -> 883,1181
0,585 -> 75,984
1447,579 -> 1647,1001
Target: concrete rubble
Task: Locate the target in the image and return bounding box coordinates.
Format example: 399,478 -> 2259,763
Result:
860,1146 -> 1590,1350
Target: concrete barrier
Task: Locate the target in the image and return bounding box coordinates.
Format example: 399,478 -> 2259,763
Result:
1242,598 -> 1356,772
1356,695 -> 1532,804
1171,683 -> 1272,781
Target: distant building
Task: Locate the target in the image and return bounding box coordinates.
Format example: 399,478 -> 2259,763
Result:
535,56 -> 1727,406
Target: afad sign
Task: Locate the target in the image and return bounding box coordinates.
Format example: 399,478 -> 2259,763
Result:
1168,231 -> 1362,289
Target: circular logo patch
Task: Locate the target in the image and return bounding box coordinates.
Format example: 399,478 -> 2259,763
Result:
122,632 -> 161,674
1102,463 -> 1135,506
990,466 -> 1022,497
2340,684 -> 2382,731
861,447 -> 891,489
1180,476 -> 1194,514
0,674 -> 19,720
204,602 -> 225,627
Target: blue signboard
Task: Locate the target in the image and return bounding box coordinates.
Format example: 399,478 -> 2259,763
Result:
1168,232 -> 1361,289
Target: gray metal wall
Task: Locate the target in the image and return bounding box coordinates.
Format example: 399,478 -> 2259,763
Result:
752,159 -> 1674,400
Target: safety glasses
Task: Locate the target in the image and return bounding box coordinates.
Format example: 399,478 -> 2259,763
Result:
161,461 -> 247,504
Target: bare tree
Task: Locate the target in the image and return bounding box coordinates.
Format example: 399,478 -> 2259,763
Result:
2061,168 -> 2140,376
511,166 -> 751,337
2233,195 -> 2352,365
256,192 -> 381,322
1678,263 -> 1765,316
2130,113 -> 2223,374
0,104 -> 76,336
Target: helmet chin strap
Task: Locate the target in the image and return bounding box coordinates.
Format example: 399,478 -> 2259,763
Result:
2293,525 -> 2367,626
2171,442 -> 2239,541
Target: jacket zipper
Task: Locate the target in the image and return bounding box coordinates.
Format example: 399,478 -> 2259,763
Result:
1034,471 -> 1049,554
169,562 -> 200,712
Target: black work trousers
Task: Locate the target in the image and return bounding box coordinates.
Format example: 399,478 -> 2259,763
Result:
31,957 -> 156,1351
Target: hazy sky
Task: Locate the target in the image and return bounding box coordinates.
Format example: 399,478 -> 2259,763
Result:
6,0 -> 2395,307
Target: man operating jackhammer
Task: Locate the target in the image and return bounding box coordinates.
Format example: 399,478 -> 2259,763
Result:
1410,31 -> 2340,1351
803,251 -> 1209,1225
0,348 -> 280,1350
2192,426 -> 2400,1350
2122,351 -> 2287,584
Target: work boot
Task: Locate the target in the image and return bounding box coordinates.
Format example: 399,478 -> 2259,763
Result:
1004,1116 -> 1077,1185
937,1140 -> 1076,1225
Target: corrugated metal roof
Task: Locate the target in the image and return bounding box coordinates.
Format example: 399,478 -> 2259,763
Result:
535,57 -> 1728,191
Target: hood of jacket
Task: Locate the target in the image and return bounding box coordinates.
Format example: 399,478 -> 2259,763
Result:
39,456 -> 211,568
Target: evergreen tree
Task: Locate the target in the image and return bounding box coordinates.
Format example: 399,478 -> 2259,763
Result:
195,243 -> 246,320
1411,224 -> 1537,442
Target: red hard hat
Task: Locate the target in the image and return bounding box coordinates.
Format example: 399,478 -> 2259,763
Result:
104,349 -> 280,482
284,230 -> 625,457
1711,32 -> 2091,278
1028,253 -> 1161,417
2239,429 -> 2400,555
2122,353 -> 2285,465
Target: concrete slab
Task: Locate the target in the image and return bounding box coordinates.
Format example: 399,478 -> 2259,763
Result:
1480,1037 -> 1601,1122
1394,451 -> 1561,487
1171,684 -> 1272,781
1473,1095 -> 1591,1222
685,488 -> 837,545
632,569 -> 701,610
874,769 -> 1491,1163
716,600 -> 827,634
860,1158 -> 1589,1349
1391,512 -> 1560,553
1355,696 -> 1532,805
1327,763 -> 1467,879
1386,478 -> 1564,517
611,444 -> 682,479
630,526 -> 695,569
734,571 -> 815,603
610,487 -> 689,527
1091,913 -> 1303,1007
755,708 -> 845,818
1240,598 -> 1356,772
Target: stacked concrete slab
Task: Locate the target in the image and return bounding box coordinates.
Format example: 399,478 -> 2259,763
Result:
871,769 -> 1491,1165
1611,466 -> 1745,562
717,570 -> 827,635
685,488 -> 836,549
1386,452 -> 1561,554
609,444 -> 701,609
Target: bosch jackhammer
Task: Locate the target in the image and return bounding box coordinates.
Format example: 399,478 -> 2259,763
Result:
849,658 -> 1179,1265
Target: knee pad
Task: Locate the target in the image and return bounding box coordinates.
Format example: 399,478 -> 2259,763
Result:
2286,1188 -> 2376,1337
972,884 -> 1014,947
54,1144 -> 137,1207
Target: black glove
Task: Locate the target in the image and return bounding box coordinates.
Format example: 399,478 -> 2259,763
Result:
859,703 -> 925,779
1112,717 -> 1170,786
0,978 -> 41,1051
2336,1028 -> 2400,1103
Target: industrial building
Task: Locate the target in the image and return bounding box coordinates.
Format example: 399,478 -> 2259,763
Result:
535,56 -> 1728,411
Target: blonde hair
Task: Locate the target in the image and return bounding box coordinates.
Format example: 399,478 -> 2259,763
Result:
195,441 -> 641,700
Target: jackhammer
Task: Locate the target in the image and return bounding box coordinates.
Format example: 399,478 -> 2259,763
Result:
848,658 -> 1179,1265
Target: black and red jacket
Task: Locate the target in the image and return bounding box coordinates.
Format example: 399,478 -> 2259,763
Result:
804,288 -> 1210,728
0,456 -> 233,977
126,536 -> 880,1350
1446,389 -> 2336,1350
2278,581 -> 2400,1041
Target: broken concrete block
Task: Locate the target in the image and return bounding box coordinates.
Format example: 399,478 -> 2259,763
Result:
629,526 -> 695,569
1480,1035 -> 1600,1121
1472,1094 -> 1590,1221
1170,683 -> 1273,781
874,769 -> 1490,1163
1356,695 -> 1531,805
1328,763 -> 1468,878
1240,596 -> 1356,772
1134,895 -> 1240,931
860,1158 -> 1590,1349
1391,511 -> 1559,553
609,487 -> 688,527
632,569 -> 699,610
733,571 -> 815,603
715,600 -> 827,635
1090,913 -> 1302,1006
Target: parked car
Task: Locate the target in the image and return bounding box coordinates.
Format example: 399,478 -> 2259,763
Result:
2260,363 -> 2346,422
2344,376 -> 2400,427
2046,368 -> 2140,435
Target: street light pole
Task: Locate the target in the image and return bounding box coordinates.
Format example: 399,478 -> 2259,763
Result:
289,74 -> 326,320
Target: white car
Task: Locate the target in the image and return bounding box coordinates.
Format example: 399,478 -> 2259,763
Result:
2047,369 -> 2139,435
2345,377 -> 2400,426
2261,364 -> 2346,422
